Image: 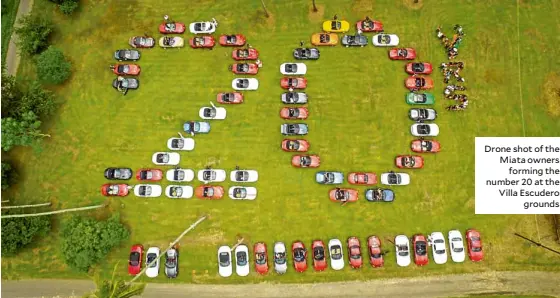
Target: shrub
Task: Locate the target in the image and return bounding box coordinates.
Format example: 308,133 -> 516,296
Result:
18,82 -> 57,117
36,47 -> 72,85
1,162 -> 18,190
1,215 -> 51,256
14,14 -> 53,55
1,111 -> 46,152
1,73 -> 22,118
59,0 -> 79,15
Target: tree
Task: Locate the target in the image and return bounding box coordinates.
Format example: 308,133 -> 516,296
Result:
1,162 -> 18,190
59,0 -> 79,15
1,73 -> 22,118
18,82 -> 57,117
260,0 -> 270,18
312,0 -> 318,12
1,214 -> 51,255
83,263 -> 146,298
36,47 -> 72,85
61,214 -> 129,272
14,14 -> 53,55
1,111 -> 50,151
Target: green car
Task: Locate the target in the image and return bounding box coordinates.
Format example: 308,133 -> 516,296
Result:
405,92 -> 435,105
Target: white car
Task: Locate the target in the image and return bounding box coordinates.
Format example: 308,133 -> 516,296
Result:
328,239 -> 344,270
380,172 -> 410,185
234,244 -> 250,276
189,18 -> 217,34
199,102 -> 227,120
279,63 -> 307,75
152,152 -> 180,165
230,169 -> 258,183
217,245 -> 232,277
273,242 -> 288,274
411,123 -> 440,137
232,78 -> 259,91
166,168 -> 195,182
448,230 -> 466,263
165,185 -> 193,199
134,184 -> 162,198
229,186 -> 257,200
145,247 -> 160,278
167,132 -> 195,151
197,168 -> 227,183
395,235 -> 411,267
372,34 -> 399,46
431,232 -> 448,264
409,108 -> 437,121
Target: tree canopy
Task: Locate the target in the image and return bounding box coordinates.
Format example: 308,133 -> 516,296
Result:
1,111 -> 48,151
14,14 -> 53,55
36,47 -> 72,85
1,214 -> 51,256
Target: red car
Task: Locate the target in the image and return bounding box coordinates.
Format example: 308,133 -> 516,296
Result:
367,236 -> 384,267
347,172 -> 377,185
411,139 -> 441,153
230,63 -> 259,75
195,186 -> 224,199
254,242 -> 269,274
136,169 -> 163,181
111,64 -> 140,76
281,77 -> 307,89
405,76 -> 434,91
281,139 -> 309,152
389,48 -> 416,60
219,34 -> 246,46
356,18 -> 383,32
347,237 -> 363,269
292,241 -> 308,272
329,188 -> 359,203
232,48 -> 259,60
413,234 -> 429,266
190,36 -> 215,49
406,62 -> 433,75
101,184 -> 129,197
280,107 -> 309,120
311,240 -> 327,271
291,155 -> 320,168
466,229 -> 484,262
395,155 -> 424,169
128,244 -> 144,275
159,22 -> 186,34
217,92 -> 244,104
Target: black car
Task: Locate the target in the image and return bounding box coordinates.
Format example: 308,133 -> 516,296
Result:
293,47 -> 320,60
341,34 -> 368,47
104,168 -> 133,180
113,77 -> 139,91
114,49 -> 141,61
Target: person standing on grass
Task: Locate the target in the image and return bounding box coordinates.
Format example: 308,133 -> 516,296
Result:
333,14 -> 338,20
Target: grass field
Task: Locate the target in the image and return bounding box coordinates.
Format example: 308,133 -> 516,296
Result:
2,0 -> 560,284
1,0 -> 21,62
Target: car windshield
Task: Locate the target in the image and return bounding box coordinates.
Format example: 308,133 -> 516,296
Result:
300,156 -> 311,166
203,171 -> 216,181
117,65 -> 128,73
147,253 -> 157,267
287,140 -> 299,150
237,79 -> 249,88
288,125 -> 299,133
453,246 -> 464,253
236,171 -> 248,181
172,139 -> 184,149
236,251 -> 247,266
227,35 -> 236,43
417,125 -> 430,134
169,187 -> 183,197
174,170 -> 185,180
414,94 -> 427,103
313,247 -> 324,260
285,64 -> 297,73
472,247 -> 482,252
195,23 -> 205,31
219,252 -> 230,267
233,188 -> 246,198
293,248 -> 306,262
129,252 -> 140,266
397,245 -> 409,256
470,236 -> 480,241
237,64 -> 249,72
165,255 -> 177,268
372,253 -> 382,259
203,187 -> 214,197
415,241 -> 427,255
203,108 -> 216,118
157,154 -> 169,163
222,93 -> 233,101
413,63 -> 425,72
139,186 -> 151,196
331,21 -> 341,30
255,252 -> 266,265
330,246 -> 342,259
350,246 -> 361,259
275,252 -> 286,264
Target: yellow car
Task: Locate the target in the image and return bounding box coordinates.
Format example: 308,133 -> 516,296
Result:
311,33 -> 339,46
322,20 -> 350,33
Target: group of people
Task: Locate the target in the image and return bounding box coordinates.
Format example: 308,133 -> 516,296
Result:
440,62 -> 469,111
436,24 -> 464,59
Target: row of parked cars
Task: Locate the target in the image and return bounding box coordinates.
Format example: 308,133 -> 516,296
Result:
217,229 -> 483,277
128,245 -> 179,278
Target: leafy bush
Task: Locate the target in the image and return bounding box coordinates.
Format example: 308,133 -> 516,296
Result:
59,0 -> 79,15
14,14 -> 53,55
2,73 -> 57,119
1,162 -> 18,190
1,215 -> 51,256
1,73 -> 22,118
1,111 -> 46,151
36,47 -> 72,85
61,214 -> 129,272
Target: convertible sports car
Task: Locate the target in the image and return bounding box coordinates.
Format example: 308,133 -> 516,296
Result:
405,92 -> 435,105
395,155 -> 424,169
347,172 -> 377,185
280,77 -> 307,89
367,236 -> 384,267
197,169 -> 227,183
101,184 -> 130,197
112,77 -> 139,91
230,63 -> 259,75
279,107 -> 309,120
232,48 -> 259,60
365,188 -> 395,202
230,169 -> 259,183
189,18 -> 217,34
280,123 -> 308,136
312,240 -> 327,271
134,184 -> 162,198
406,62 -> 433,75
152,152 -> 180,165
218,246 -> 232,277
280,63 -> 307,75
136,169 -> 163,181
410,123 -> 440,137
104,167 -> 133,180
254,242 -> 269,275
217,92 -> 244,104
165,185 -> 194,199
372,34 -> 399,47
356,18 -> 383,32
166,168 -> 194,182
328,239 -> 345,270
273,242 -> 287,274
292,241 -> 308,273
322,20 -> 350,33
395,235 -> 411,267
159,36 -> 185,48
281,139 -> 310,152
413,234 -> 429,266
329,188 -> 359,203
466,229 -> 484,262
293,47 -> 320,60
167,132 -> 195,151
291,155 -> 320,168
232,78 -> 259,90
409,108 -> 437,121
228,186 -> 257,200
183,121 -> 211,135
410,139 -> 441,153
114,49 -> 140,61
311,33 -> 339,46
199,102 -> 227,120
315,171 -> 344,184
347,237 -> 363,269
111,64 -> 140,76
380,172 -> 410,186
128,244 -> 144,275
159,22 -> 186,34
389,48 -> 416,60
341,34 -> 368,47
219,34 -> 246,46
129,36 -> 155,48
189,36 -> 215,49
281,92 -> 308,104
195,185 -> 224,199
405,76 -> 434,91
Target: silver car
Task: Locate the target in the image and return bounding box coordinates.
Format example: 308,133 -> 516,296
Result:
315,171 -> 344,184
164,248 -> 179,278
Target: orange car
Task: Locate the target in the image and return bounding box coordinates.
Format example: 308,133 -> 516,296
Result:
395,155 -> 424,169
311,33 -> 338,46
347,172 -> 377,185
405,76 -> 434,91
292,155 -> 320,168
195,186 -> 224,199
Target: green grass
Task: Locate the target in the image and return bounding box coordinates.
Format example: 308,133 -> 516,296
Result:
1,0 -> 21,62
2,0 -> 560,284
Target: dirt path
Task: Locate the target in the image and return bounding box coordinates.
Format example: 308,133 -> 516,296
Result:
2,271 -> 559,298
5,0 -> 34,75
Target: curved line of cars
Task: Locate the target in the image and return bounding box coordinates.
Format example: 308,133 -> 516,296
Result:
217,229 -> 483,277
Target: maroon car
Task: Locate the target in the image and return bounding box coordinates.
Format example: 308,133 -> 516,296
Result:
216,92 -> 244,104
367,236 -> 384,268
312,240 -> 327,271
292,241 -> 308,272
128,244 -> 144,275
413,234 -> 429,266
466,229 -> 484,262
219,34 -> 246,46
101,184 -> 129,197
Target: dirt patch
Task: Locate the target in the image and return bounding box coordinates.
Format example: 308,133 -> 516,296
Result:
540,72 -> 560,117
308,4 -> 324,22
403,0 -> 423,10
